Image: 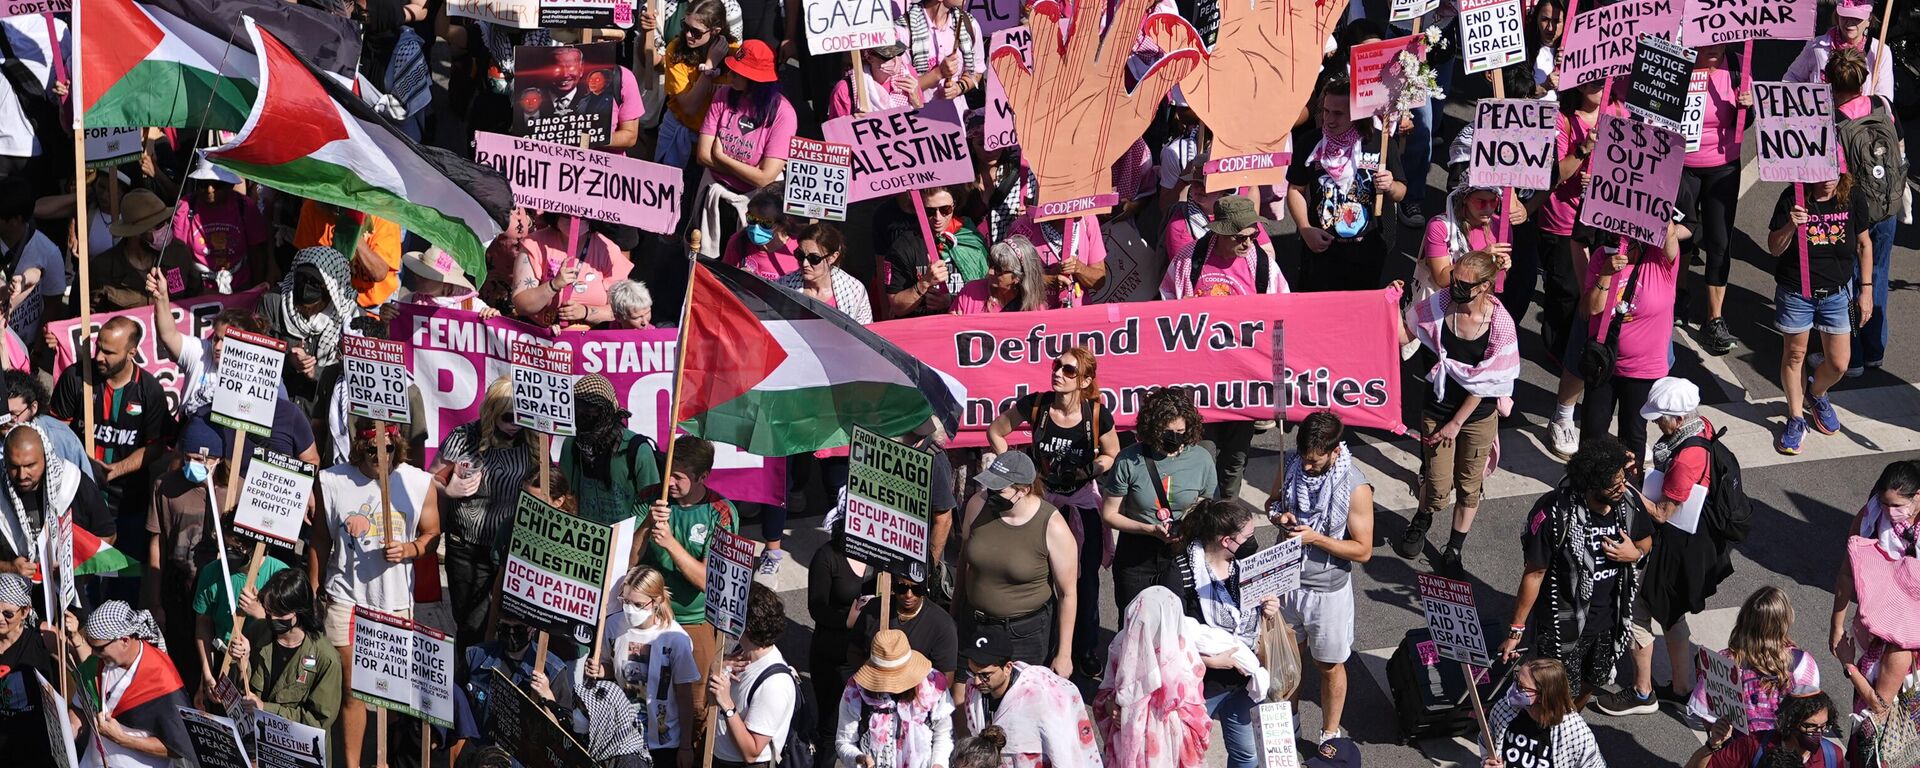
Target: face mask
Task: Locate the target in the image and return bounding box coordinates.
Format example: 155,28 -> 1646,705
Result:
1505,685 -> 1534,708
1449,281 -> 1477,304
183,460 -> 209,484
876,56 -> 907,79
1798,732 -> 1824,752
745,223 -> 775,246
1157,433 -> 1185,456
144,226 -> 173,252
982,492 -> 1015,515
269,618 -> 297,636
1888,502 -> 1915,525
623,604 -> 649,627
502,624 -> 532,653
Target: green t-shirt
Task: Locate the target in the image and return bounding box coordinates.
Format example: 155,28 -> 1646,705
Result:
637,486 -> 738,625
192,554 -> 293,641
1097,443 -> 1218,526
561,431 -> 664,525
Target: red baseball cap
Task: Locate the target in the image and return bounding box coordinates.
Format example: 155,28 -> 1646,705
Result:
726,39 -> 779,83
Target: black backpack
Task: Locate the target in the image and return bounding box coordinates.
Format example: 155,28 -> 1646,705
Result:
745,662 -> 817,768
1838,97 -> 1908,223
1678,428 -> 1751,543
1187,233 -> 1275,295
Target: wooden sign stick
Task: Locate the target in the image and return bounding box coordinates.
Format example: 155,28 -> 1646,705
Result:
376,424 -> 393,549
877,571 -> 893,632
376,705 -> 389,768
218,541 -> 268,676
73,126 -> 94,457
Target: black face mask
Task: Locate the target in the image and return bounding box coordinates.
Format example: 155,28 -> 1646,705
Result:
982,492 -> 1014,515
502,624 -> 532,652
1449,281 -> 1477,304
269,619 -> 298,636
1157,433 -> 1185,456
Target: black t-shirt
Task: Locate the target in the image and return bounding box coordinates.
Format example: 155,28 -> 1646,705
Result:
1499,709 -> 1554,768
0,631 -> 57,766
49,366 -> 172,471
1011,393 -> 1115,491
1769,187 -> 1866,293
856,601 -> 959,676
0,471 -> 117,561
265,639 -> 300,693
1418,320 -> 1498,423
876,202 -> 929,295
1520,492 -> 1650,637
1286,131 -> 1404,243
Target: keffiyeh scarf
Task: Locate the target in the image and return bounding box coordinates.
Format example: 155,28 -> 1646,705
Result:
902,2 -> 977,76
579,678 -> 650,761
267,247 -> 355,367
86,600 -> 168,653
1651,416 -> 1708,470
0,423 -> 77,564
1306,127 -> 1363,189
0,573 -> 35,624
1094,587 -> 1209,768
1862,496 -> 1917,559
1410,292 -> 1519,410
1282,444 -> 1356,529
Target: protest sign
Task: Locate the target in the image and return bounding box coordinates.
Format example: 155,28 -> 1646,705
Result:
822,99 -> 975,203
349,607 -> 418,712
1349,35 -> 1423,117
35,673 -> 76,767
540,0 -> 633,29
50,289 -> 269,412
844,425 -> 934,577
784,137 -> 853,221
870,289 -> 1407,444
1254,701 -> 1299,768
511,43 -> 621,146
1468,99 -> 1557,190
1683,69 -> 1710,152
502,491 -> 636,645
180,708 -> 251,768
1626,34 -> 1696,131
803,0 -> 894,53
1700,649 -> 1750,733
1753,81 -> 1838,183
984,27 -> 1030,153
1460,0 -> 1526,74
209,329 -> 286,437
511,337 -> 577,436
1237,537 -> 1304,629
393,304 -> 785,505
39,509 -> 75,612
485,668 -> 593,767
255,710 -> 327,768
965,0 -> 1021,34
344,336 -> 413,424
232,449 -> 315,547
1683,0 -> 1813,45
84,126 -> 141,169
706,528 -> 757,637
1417,573 -> 1491,667
210,677 -> 256,752
411,623 -> 457,727
4,0 -> 67,14
447,0 -> 537,27
474,131 -> 682,235
1559,0 -> 1683,88
1391,0 -> 1438,21
1580,114 -> 1685,245
1088,217 -> 1169,305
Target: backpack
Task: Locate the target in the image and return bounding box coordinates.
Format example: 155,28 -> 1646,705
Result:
1187,233 -> 1275,296
1839,97 -> 1908,223
1750,735 -> 1837,768
1678,428 -> 1752,543
745,662 -> 817,768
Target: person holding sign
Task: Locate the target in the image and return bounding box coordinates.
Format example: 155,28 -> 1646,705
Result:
1686,587 -> 1822,732
1680,43 -> 1752,357
0,423 -> 113,577
593,566 -> 701,767
1686,692 -> 1844,768
1287,71 -> 1406,293
1783,0 -> 1893,103
693,40 -> 797,257
312,418 -> 440,768
1483,658 -> 1606,768
895,0 -> 984,101
563,374 -> 663,525
637,436 -> 735,719
958,452 -> 1079,677
1572,218 -> 1689,457
511,214 -> 633,328
826,43 -> 922,120
880,185 -> 989,318
1101,387 -> 1217,617
1537,81 -> 1618,448
777,222 -> 874,324
0,573 -> 57,767
460,611 -> 575,731
259,247 -> 357,411
73,601 -> 197,768
708,583 -> 799,767
143,281 -> 286,420
171,157 -> 271,293
224,569 -> 343,729
1155,500 -> 1276,768
1765,172 -> 1870,455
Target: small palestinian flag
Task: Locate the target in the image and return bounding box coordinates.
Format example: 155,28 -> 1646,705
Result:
75,527 -> 137,577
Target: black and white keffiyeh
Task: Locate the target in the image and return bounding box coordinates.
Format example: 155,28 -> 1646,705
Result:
0,573 -> 35,624
85,600 -> 168,653
579,678 -> 649,762
266,247 -> 356,367
0,422 -> 78,561
1486,694 -> 1606,768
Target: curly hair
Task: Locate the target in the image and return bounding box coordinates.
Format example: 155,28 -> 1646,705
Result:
1136,387 -> 1201,451
1759,692 -> 1835,768
742,583 -> 786,647
1564,435 -> 1631,495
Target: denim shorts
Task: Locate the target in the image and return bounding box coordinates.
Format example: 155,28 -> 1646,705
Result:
1775,283 -> 1852,336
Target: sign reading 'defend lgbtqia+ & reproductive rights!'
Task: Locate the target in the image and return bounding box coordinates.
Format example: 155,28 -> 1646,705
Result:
1626,34 -> 1696,133
984,27 -> 1030,153
234,448 -> 316,548
706,529 -> 757,637
1753,81 -> 1838,184
1683,0 -> 1813,45
1468,99 -> 1557,190
1559,0 -> 1682,89
1580,114 -> 1684,245
1460,0 -> 1526,74
803,0 -> 894,53
211,329 -> 286,437
474,131 -> 681,235
844,425 -> 934,577
822,99 -> 975,203
1349,35 -> 1423,117
1417,573 -> 1491,667
344,336 -> 413,424
511,337 -> 576,436
784,137 -> 853,221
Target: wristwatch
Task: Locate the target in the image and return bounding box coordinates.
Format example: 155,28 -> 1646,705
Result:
720,707 -> 738,721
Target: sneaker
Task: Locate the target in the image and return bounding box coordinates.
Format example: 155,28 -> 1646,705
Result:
1549,418 -> 1580,461
1654,684 -> 1690,707
1435,544 -> 1464,577
1593,687 -> 1660,716
1393,512 -> 1433,559
1317,729 -> 1347,745
1809,390 -> 1843,434
755,548 -> 787,576
1398,201 -> 1427,229
1845,365 -> 1866,378
1777,417 -> 1806,455
1701,318 -> 1737,355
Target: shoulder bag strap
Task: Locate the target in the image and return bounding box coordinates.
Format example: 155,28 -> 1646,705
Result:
1143,455 -> 1173,515
1604,254 -> 1647,348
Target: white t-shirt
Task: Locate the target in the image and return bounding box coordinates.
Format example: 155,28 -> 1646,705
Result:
320,462 -> 429,611
713,648 -> 796,764
601,615 -> 701,751
174,335 -> 291,418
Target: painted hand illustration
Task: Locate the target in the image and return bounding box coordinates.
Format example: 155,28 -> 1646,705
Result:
990,0 -> 1203,215
1149,0 -> 1348,191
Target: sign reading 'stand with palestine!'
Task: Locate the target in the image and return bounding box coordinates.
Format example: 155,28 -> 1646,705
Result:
706,528 -> 757,637
1417,573 -> 1491,667
211,329 -> 287,437
343,336 -> 413,424
844,425 -> 934,577
511,337 -> 577,436
501,491 -> 635,644
784,136 -> 853,221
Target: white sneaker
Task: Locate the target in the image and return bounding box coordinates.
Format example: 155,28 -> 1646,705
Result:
755,548 -> 787,576
1549,418 -> 1580,460
1318,729 -> 1346,745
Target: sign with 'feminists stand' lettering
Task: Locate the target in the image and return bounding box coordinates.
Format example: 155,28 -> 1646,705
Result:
823,99 -> 976,202
1468,99 -> 1557,190
1580,114 -> 1685,245
1753,81 -> 1838,183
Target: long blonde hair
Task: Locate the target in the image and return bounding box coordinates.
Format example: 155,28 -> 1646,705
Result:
619,566 -> 674,629
477,377 -> 531,452
1729,586 -> 1795,691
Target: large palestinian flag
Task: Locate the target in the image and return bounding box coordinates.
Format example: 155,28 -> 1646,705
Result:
205,19 -> 511,276
78,0 -> 360,131
675,258 -> 966,456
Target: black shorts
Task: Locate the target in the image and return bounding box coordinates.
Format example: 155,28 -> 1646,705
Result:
1560,634 -> 1618,697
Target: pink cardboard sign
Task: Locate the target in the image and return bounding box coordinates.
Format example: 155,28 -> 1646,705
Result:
1683,0 -> 1814,45
1579,113 -> 1686,245
472,131 -> 683,235
1559,0 -> 1683,89
1753,81 -> 1838,183
983,27 -> 1030,153
1349,35 -> 1423,117
823,98 -> 976,202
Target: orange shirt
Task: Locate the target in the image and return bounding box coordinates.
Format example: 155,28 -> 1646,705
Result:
293,200 -> 403,308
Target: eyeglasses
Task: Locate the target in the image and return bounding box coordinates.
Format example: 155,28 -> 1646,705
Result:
891,582 -> 925,596
797,251 -> 830,266
626,601 -> 657,612
924,205 -> 955,217
1052,359 -> 1079,377
1797,721 -> 1838,736
1228,231 -> 1259,244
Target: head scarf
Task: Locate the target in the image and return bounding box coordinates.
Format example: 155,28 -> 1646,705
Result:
85,600 -> 168,653
1094,586 -> 1209,768
268,247 -> 356,367
0,422 -> 79,562
577,678 -> 648,760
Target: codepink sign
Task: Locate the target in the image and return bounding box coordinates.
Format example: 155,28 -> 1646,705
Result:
983,27 -> 1031,153
824,99 -> 976,202
472,131 -> 683,235
1349,35 -> 1423,117
1682,0 -> 1814,45
1559,0 -> 1683,88
1753,81 -> 1838,183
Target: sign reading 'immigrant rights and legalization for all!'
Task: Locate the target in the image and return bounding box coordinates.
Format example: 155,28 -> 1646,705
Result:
706,528 -> 757,637
1468,99 -> 1557,190
822,99 -> 975,203
343,336 -> 413,424
211,328 -> 287,437
844,425 -> 934,578
1559,0 -> 1683,89
1753,81 -> 1838,183
803,0 -> 894,53
784,137 -> 853,221
346,607 -> 458,727
1581,114 -> 1685,246
511,337 -> 576,436
1683,0 -> 1813,45
234,448 -> 316,548
1417,573 -> 1491,667
1459,0 -> 1526,74
474,131 -> 683,235
501,491 -> 636,645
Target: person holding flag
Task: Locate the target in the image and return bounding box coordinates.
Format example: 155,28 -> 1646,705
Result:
0,423 -> 115,578
73,601 -> 197,767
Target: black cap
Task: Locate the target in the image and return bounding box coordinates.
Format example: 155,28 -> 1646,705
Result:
962,623 -> 1016,667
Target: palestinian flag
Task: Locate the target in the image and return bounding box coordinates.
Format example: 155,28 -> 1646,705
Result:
79,0 -> 360,131
675,258 -> 965,456
74,527 -> 136,576
205,19 -> 511,277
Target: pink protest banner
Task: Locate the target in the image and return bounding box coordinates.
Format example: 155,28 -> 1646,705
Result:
472,131 -> 682,235
394,304 -> 785,505
1468,99 -> 1557,190
823,98 -> 976,202
983,27 -> 1031,153
1682,0 -> 1813,45
1579,113 -> 1685,246
1559,0 -> 1682,89
1349,35 -> 1422,117
1752,81 -> 1838,183
50,288 -> 270,413
868,289 -> 1406,446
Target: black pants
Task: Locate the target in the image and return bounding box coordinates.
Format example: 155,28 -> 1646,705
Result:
1537,231 -> 1582,363
1206,421 -> 1258,501
966,605 -> 1054,668
1065,503 -> 1103,661
445,536 -> 502,647
1111,532 -> 1174,619
1580,374 -> 1657,454
1300,238 -> 1387,293
1681,162 -> 1739,294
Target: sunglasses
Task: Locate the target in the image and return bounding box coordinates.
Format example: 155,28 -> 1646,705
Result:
924,205 -> 955,217
1052,359 -> 1080,377
891,582 -> 925,595
0,608 -> 17,620
1227,231 -> 1259,244
89,639 -> 115,651
797,251 -> 830,266
683,24 -> 711,37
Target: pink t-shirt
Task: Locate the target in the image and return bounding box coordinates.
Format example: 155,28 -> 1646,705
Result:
1585,245 -> 1680,379
700,86 -> 798,193
950,279 -> 1009,314
1010,213 -> 1106,308
171,194 -> 268,284
721,232 -> 801,280
1688,66 -> 1740,168
1422,218 -> 1496,261
614,65 -> 646,124
1538,110 -> 1596,236
515,225 -> 634,310
1192,249 -> 1258,297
